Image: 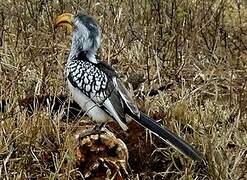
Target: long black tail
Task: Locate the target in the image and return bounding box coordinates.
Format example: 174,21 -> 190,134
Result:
129,112 -> 204,162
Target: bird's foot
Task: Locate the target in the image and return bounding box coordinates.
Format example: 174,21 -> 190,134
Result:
79,123 -> 106,139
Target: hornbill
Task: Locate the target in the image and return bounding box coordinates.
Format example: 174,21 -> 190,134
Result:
55,13 -> 204,162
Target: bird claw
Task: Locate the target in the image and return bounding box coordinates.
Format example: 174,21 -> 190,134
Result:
79,123 -> 106,139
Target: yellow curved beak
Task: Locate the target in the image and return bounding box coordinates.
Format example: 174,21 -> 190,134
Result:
55,13 -> 74,33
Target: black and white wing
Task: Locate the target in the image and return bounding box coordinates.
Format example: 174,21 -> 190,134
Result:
67,58 -> 139,131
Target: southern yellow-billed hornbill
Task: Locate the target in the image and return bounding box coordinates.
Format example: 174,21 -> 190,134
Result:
55,13 -> 204,162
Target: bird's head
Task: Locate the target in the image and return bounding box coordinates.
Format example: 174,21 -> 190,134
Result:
55,13 -> 101,53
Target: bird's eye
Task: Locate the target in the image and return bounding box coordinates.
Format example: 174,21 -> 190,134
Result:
89,23 -> 97,28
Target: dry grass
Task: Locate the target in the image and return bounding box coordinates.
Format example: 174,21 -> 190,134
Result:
0,0 -> 247,179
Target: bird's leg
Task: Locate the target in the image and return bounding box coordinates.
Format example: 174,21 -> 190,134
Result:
79,123 -> 106,139
94,122 -> 106,131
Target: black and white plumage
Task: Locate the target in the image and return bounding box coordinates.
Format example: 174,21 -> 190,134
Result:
55,13 -> 205,162
67,51 -> 137,130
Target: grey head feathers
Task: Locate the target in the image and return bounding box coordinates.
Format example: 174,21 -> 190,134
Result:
69,14 -> 101,62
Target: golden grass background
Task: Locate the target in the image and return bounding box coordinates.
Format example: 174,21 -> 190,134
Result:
0,0 -> 247,179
